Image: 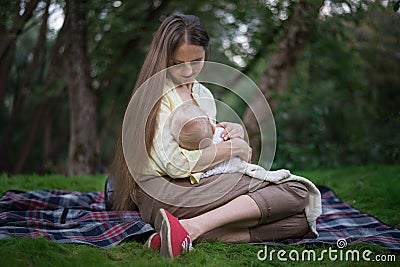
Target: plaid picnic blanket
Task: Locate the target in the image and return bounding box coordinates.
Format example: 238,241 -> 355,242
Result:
0,187 -> 399,250
0,190 -> 154,248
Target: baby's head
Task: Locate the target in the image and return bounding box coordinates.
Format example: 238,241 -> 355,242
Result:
170,104 -> 214,150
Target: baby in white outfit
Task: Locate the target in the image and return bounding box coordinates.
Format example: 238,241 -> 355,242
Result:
169,103 -> 290,181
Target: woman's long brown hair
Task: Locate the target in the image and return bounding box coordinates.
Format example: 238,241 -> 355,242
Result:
111,14 -> 210,211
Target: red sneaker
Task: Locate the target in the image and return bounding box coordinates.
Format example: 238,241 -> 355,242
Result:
144,232 -> 161,251
155,208 -> 193,258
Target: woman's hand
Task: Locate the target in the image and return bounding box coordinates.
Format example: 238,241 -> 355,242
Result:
229,138 -> 252,162
217,122 -> 245,141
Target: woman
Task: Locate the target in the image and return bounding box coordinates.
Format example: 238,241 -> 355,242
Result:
110,14 -> 315,258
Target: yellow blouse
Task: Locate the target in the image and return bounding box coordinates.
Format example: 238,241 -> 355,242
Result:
144,79 -> 217,183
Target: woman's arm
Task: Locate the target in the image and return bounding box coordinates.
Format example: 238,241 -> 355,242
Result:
192,138 -> 252,172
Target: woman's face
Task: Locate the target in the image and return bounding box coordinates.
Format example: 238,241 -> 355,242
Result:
169,43 -> 205,84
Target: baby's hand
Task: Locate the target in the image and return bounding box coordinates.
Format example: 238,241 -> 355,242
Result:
217,122 -> 245,140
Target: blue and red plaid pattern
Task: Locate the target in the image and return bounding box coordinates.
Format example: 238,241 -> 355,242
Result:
0,187 -> 399,250
0,190 -> 154,248
256,186 -> 400,251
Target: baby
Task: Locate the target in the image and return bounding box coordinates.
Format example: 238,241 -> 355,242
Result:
169,103 -> 291,182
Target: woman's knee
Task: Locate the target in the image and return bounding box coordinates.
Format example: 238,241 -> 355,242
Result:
248,181 -> 309,224
284,181 -> 309,213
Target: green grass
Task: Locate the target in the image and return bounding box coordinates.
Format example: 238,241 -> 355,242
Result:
297,165 -> 400,228
0,165 -> 399,266
0,174 -> 108,193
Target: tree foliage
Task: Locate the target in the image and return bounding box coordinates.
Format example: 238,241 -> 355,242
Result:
272,1 -> 400,170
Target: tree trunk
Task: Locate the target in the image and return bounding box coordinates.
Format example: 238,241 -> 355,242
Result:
243,0 -> 325,162
65,0 -> 99,175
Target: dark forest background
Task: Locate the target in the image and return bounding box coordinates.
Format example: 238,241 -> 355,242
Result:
0,0 -> 399,175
